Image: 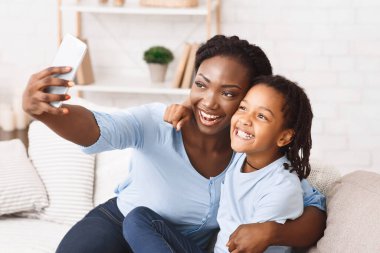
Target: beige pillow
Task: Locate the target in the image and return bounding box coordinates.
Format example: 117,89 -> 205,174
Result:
28,121 -> 95,225
0,139 -> 48,215
308,171 -> 380,253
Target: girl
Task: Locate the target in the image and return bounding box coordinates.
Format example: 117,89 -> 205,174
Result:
22,35 -> 324,253
123,75 -> 313,253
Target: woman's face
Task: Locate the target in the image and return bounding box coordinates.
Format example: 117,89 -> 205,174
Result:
190,56 -> 251,135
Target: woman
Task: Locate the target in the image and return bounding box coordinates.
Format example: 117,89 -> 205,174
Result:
23,35 -> 325,253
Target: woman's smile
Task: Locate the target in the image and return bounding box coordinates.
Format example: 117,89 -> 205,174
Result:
198,109 -> 224,126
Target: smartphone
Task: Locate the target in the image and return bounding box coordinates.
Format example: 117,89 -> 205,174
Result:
45,34 -> 87,108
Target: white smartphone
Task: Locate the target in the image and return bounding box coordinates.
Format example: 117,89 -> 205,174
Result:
45,34 -> 87,108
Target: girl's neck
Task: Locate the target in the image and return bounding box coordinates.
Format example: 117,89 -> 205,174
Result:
243,151 -> 283,173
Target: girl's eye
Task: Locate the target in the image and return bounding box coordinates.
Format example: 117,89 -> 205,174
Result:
238,105 -> 246,111
258,113 -> 267,120
194,81 -> 205,88
221,91 -> 234,97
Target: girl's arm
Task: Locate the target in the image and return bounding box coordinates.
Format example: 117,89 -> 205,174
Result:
227,207 -> 326,252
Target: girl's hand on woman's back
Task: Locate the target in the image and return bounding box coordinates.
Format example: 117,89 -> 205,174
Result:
163,103 -> 193,131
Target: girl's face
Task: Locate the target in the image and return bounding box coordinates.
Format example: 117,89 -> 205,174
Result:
230,84 -> 294,160
190,56 -> 250,135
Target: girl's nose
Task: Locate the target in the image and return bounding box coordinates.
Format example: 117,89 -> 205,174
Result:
238,117 -> 251,126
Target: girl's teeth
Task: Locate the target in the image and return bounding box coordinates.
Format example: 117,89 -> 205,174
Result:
237,129 -> 253,140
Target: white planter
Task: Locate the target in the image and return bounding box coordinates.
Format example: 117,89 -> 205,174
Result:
148,63 -> 168,84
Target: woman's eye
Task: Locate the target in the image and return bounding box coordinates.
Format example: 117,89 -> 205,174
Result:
221,91 -> 234,97
194,81 -> 205,88
238,105 -> 246,111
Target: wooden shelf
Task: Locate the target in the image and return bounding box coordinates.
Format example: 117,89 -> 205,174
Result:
58,0 -> 220,97
0,127 -> 29,148
61,1 -> 218,16
72,83 -> 190,95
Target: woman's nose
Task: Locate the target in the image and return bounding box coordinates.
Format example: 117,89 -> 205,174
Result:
202,91 -> 218,109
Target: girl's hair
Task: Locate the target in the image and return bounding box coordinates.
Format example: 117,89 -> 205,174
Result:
195,35 -> 273,84
251,75 -> 313,179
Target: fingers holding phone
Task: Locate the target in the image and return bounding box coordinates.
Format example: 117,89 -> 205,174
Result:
23,34 -> 87,116
23,67 -> 73,116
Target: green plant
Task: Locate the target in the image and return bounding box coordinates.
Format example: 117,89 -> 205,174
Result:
143,46 -> 174,64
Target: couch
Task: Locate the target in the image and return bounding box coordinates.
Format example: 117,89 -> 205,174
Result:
1,100 -> 379,253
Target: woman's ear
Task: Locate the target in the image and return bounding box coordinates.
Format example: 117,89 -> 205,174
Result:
277,129 -> 295,147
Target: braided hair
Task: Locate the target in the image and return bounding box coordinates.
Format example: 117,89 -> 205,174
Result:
251,75 -> 313,179
195,35 -> 272,84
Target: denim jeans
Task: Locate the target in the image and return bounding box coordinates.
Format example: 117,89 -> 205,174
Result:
56,197 -> 133,253
123,206 -> 206,253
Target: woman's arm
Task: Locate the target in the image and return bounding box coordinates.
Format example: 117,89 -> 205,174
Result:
227,207 -> 326,252
272,206 -> 326,247
23,67 -> 100,146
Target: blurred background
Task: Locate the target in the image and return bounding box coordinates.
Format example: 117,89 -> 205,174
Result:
0,0 -> 380,175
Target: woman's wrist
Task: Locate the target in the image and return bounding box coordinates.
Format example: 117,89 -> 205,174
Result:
264,221 -> 282,246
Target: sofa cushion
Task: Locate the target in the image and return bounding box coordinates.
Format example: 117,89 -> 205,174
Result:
308,160 -> 341,196
0,139 -> 48,215
94,149 -> 132,206
308,170 -> 380,253
0,217 -> 71,253
27,121 -> 95,225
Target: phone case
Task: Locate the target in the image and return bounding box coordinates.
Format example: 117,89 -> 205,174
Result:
45,34 -> 87,108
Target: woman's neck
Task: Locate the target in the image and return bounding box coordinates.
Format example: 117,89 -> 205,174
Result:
183,120 -> 231,152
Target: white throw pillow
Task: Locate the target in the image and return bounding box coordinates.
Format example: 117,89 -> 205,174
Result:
28,121 -> 95,225
0,139 -> 48,215
94,149 -> 132,206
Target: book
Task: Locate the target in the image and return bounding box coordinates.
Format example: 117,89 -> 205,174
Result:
171,43 -> 191,88
181,43 -> 199,89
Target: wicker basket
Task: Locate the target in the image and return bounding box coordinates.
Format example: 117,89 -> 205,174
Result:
140,0 -> 199,8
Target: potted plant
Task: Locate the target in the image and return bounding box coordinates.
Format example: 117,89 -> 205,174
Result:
143,46 -> 174,83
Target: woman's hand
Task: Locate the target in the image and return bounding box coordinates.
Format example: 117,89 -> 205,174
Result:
22,67 -> 74,116
227,222 -> 277,253
163,103 -> 192,131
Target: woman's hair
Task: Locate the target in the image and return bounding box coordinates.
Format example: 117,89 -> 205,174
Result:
251,75 -> 313,179
195,35 -> 273,84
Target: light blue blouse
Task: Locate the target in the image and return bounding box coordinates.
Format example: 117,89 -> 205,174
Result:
83,103 -> 326,249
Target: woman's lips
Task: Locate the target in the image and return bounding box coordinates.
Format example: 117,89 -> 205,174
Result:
198,110 -> 223,126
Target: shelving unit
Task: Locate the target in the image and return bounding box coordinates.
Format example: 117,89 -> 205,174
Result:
72,83 -> 190,95
57,0 -> 221,96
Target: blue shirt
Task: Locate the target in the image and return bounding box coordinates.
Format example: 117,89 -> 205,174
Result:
82,103 -> 326,249
215,155 -> 303,253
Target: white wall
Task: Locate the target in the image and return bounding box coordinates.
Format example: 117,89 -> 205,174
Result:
0,0 -> 380,175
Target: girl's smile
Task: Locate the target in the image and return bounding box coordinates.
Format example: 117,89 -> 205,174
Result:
233,128 -> 254,141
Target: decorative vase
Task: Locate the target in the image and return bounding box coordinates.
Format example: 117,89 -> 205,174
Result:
148,63 -> 168,84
